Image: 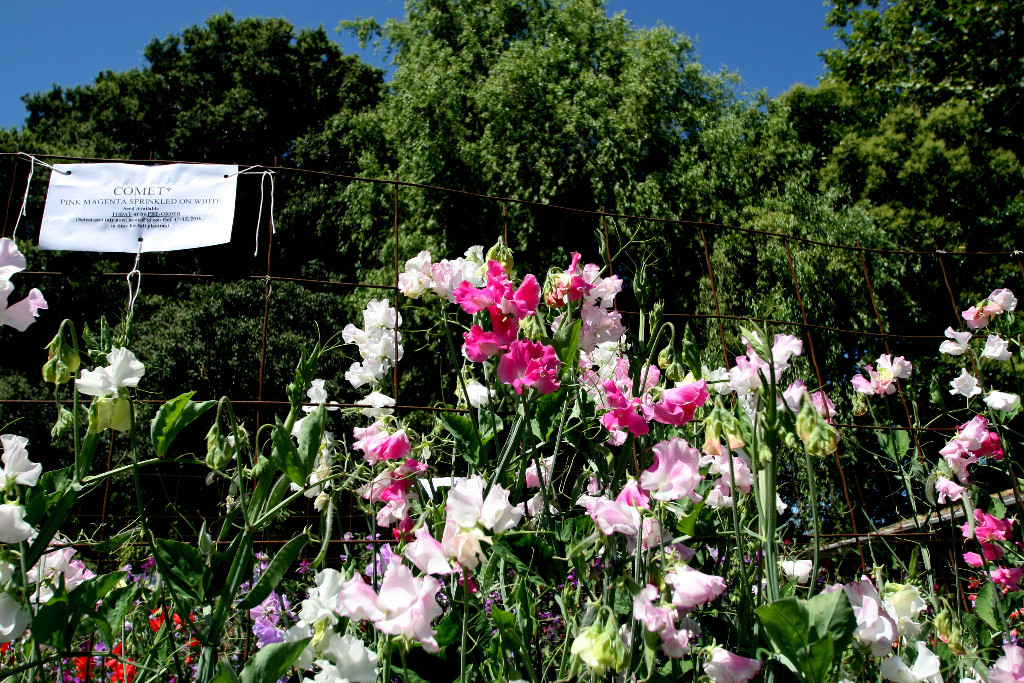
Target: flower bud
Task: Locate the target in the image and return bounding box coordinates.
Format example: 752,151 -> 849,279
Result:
42,325 -> 81,385
205,423 -> 234,470
703,403 -> 744,456
486,238 -> 514,272
934,606 -> 966,655
88,396 -> 131,433
198,522 -> 213,555
633,262 -> 650,307
795,396 -> 839,457
571,614 -> 627,677
851,391 -> 868,417
543,268 -> 569,308
519,313 -> 545,341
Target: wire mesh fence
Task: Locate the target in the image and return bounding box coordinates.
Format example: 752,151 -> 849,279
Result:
1,150 -> 1021,588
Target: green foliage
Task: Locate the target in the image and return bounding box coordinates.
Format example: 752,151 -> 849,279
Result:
755,591 -> 857,683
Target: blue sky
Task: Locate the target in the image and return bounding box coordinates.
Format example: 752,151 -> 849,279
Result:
1,1 -> 839,130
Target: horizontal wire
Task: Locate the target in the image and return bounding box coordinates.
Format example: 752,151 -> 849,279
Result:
3,151 -> 1021,259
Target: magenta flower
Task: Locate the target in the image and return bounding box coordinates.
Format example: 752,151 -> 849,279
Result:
497,340 -> 561,395
989,567 -> 1023,592
644,380 -> 708,427
639,438 -> 703,503
576,495 -> 641,537
703,648 -> 763,683
961,510 -> 1013,543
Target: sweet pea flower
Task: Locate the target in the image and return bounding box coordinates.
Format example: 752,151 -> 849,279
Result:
963,302 -> 1002,329
404,525 -> 455,576
1,434 -> 41,490
990,567 -> 1023,592
0,281 -> 47,332
989,288 -> 1017,312
949,368 -> 982,398
524,454 -> 555,489
836,577 -> 898,657
463,378 -> 492,407
851,354 -> 911,396
576,495 -> 642,537
882,583 -> 926,640
0,503 -> 35,543
398,251 -> 434,299
0,592 -> 30,643
934,475 -> 965,504
312,632 -> 379,683
961,510 -> 1013,543
356,392 -> 395,417
638,438 -> 703,503
939,327 -> 973,355
76,347 -> 145,397
986,390 -> 1021,412
879,642 -> 942,683
615,478 -> 651,509
989,644 -> 1024,683
664,565 -> 727,611
781,560 -> 813,584
497,340 -> 561,395
983,334 -> 1013,361
644,380 -> 708,427
445,474 -> 523,534
374,561 -> 444,652
704,647 -> 763,683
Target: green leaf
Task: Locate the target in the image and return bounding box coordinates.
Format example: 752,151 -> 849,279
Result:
553,318 -> 582,372
439,412 -> 483,468
806,589 -> 855,660
801,635 -> 835,683
677,501 -> 704,536
755,598 -> 810,665
490,537 -> 553,587
50,407 -> 75,438
237,533 -> 309,610
390,668 -> 433,683
212,660 -> 242,683
435,609 -> 462,648
75,431 -> 100,481
975,580 -> 1001,630
238,637 -> 311,683
271,418 -> 305,487
296,403 -> 327,479
153,538 -> 206,603
151,391 -> 216,458
682,324 -> 703,377
32,572 -> 126,649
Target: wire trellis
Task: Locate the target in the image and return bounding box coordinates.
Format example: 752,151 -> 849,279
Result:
1,151 -> 1021,584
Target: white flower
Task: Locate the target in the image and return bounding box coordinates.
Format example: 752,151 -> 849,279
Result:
0,503 -> 34,543
76,347 -> 144,397
0,238 -> 27,282
989,288 -> 1017,312
0,592 -> 30,643
985,390 -> 1020,412
983,335 -> 1013,361
315,632 -> 379,683
1,434 -> 41,490
939,327 -> 972,355
882,583 -> 926,640
781,560 -> 813,584
949,368 -> 982,398
702,365 -> 733,395
356,392 -> 395,418
464,379 -> 491,407
879,642 -> 941,683
303,379 -> 340,413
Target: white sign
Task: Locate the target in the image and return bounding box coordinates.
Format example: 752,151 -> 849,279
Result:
39,163 -> 238,252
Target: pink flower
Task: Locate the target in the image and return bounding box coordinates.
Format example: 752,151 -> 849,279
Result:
703,648 -> 762,683
837,577 -> 898,657
633,585 -> 674,632
497,340 -> 561,395
463,326 -> 508,362
990,644 -> 1024,683
934,476 -> 965,504
336,573 -> 384,622
374,562 -> 444,652
963,552 -> 983,568
598,379 -> 650,445
544,252 -> 593,307
577,304 -> 626,352
498,274 -> 541,321
404,525 -> 455,576
664,565 -> 726,611
989,567 -> 1024,592
851,365 -> 885,395
639,438 -> 704,503
0,283 -> 47,332
576,495 -> 641,537
453,280 -> 497,314
645,380 -> 708,427
445,474 -> 523,533
524,454 -> 554,489
615,479 -> 651,509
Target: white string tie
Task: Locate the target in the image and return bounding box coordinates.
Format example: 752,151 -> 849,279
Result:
249,170 -> 276,256
127,238 -> 143,322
